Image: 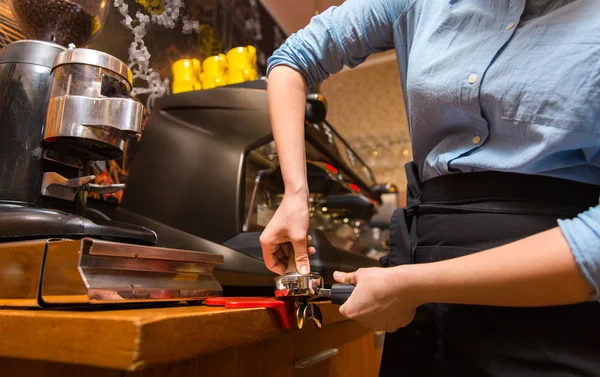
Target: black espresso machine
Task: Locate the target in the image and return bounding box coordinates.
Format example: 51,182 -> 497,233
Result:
0,40 -> 224,307
90,80 -> 385,294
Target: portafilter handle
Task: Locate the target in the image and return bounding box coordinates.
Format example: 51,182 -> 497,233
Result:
317,284 -> 355,305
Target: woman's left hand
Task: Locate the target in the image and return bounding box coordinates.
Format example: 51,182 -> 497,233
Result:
334,266 -> 421,332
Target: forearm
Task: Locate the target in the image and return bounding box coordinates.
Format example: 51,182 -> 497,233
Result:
406,227 -> 593,307
267,66 -> 308,197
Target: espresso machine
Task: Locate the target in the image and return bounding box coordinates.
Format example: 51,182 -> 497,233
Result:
0,38 -> 224,307
89,80 -> 383,294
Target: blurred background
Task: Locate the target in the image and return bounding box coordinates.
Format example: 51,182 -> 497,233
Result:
0,0 -> 412,194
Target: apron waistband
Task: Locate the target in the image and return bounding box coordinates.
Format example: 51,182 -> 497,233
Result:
382,162 -> 600,267
406,162 -> 600,210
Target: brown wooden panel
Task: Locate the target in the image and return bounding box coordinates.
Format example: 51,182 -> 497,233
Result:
127,320 -> 374,377
0,311 -> 138,369
0,357 -> 122,377
128,335 -> 294,377
0,303 -> 349,370
134,307 -> 282,369
294,330 -> 382,377
0,320 -> 379,377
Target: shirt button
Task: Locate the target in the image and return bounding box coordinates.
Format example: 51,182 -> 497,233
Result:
505,22 -> 516,30
468,74 -> 478,84
472,135 -> 482,144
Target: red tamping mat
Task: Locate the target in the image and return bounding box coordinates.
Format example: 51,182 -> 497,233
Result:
204,297 -> 294,330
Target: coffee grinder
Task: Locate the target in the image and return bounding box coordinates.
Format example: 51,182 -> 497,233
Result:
0,3 -> 223,307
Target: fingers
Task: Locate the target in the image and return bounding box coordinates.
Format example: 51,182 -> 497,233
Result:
335,270 -> 357,318
290,233 -> 310,274
267,257 -> 287,275
260,232 -> 286,275
261,229 -> 315,275
333,270 -> 357,285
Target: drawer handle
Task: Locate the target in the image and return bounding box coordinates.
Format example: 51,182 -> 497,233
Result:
294,348 -> 339,369
374,330 -> 385,349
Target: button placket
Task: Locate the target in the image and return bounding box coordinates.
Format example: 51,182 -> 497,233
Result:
463,14 -> 519,150
460,4 -> 524,162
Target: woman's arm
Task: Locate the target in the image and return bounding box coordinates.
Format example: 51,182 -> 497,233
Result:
259,66 -> 312,275
412,226 -> 592,306
413,205 -> 600,306
268,67 -> 308,200
335,210 -> 600,331
558,205 -> 600,300
261,0 -> 402,274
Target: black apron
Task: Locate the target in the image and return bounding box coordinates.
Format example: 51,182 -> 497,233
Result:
379,162 -> 600,377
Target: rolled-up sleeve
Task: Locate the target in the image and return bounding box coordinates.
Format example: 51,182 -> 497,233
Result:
267,0 -> 402,86
558,204 -> 600,301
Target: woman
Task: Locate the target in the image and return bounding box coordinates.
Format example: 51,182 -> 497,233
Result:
259,0 -> 600,375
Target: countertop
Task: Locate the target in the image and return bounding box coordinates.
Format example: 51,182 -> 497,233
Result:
0,302 -> 347,371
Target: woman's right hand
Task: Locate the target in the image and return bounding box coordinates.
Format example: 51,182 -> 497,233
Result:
259,193 -> 316,275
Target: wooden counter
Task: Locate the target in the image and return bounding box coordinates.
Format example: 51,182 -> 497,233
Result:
0,303 -> 383,376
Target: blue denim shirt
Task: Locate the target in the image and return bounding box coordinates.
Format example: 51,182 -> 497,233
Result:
267,0 -> 600,300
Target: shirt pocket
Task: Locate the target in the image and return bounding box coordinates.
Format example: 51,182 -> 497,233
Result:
501,23 -> 600,134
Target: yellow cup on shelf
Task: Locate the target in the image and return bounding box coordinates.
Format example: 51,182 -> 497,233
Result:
171,58 -> 202,94
200,54 -> 228,90
226,46 -> 258,85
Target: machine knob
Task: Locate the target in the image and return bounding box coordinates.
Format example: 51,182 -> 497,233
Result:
306,93 -> 327,123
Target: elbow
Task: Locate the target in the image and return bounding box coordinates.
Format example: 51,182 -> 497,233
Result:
267,65 -> 308,96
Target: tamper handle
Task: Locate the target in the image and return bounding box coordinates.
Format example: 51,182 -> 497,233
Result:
331,284 -> 355,305
284,243 -> 298,274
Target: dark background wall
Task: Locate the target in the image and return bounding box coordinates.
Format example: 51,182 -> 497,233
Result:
0,0 -> 286,92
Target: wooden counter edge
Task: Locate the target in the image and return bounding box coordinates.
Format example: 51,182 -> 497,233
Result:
132,302 -> 349,370
0,310 -> 141,370
0,302 -> 349,371
131,307 -> 283,370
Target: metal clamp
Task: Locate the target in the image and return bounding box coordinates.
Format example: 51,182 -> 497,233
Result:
41,172 -> 125,201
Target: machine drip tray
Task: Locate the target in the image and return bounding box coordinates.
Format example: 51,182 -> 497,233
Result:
0,237 -> 224,308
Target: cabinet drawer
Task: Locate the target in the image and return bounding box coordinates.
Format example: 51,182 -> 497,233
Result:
292,323 -> 383,377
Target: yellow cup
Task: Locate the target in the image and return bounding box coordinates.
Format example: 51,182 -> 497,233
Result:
172,81 -> 195,94
201,54 -> 228,90
226,46 -> 258,85
171,58 -> 202,94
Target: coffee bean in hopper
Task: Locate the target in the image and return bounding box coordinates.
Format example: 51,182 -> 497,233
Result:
11,0 -> 101,47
